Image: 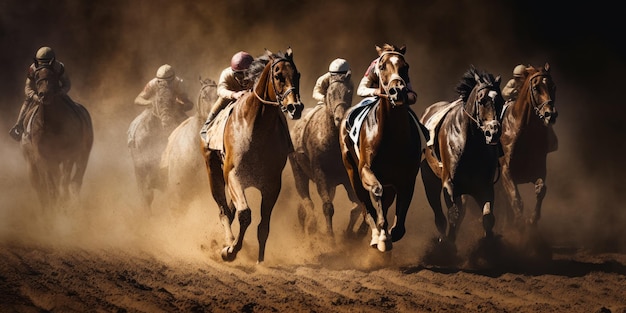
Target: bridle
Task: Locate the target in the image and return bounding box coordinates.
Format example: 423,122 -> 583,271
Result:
376,51 -> 408,107
463,84 -> 497,129
254,57 -> 301,113
527,71 -> 554,120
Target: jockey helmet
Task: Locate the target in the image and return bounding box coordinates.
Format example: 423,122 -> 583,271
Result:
230,51 -> 254,72
329,58 -> 350,73
36,46 -> 55,61
156,64 -> 175,80
513,64 -> 526,78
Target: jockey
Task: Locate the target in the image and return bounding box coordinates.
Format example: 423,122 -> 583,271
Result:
356,51 -> 417,105
312,58 -> 353,105
134,64 -> 194,126
502,64 -> 527,103
9,46 -> 71,141
203,51 -> 254,126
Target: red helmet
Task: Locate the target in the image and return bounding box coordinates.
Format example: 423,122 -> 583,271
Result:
230,51 -> 253,71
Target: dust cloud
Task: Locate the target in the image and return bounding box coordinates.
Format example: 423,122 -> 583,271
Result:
0,0 -> 624,268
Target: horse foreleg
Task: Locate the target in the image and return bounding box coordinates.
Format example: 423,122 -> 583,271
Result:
220,171 -> 250,262
481,201 -> 495,238
421,160 -> 446,239
257,180 -> 281,264
530,178 -> 546,226
444,186 -> 465,243
360,165 -> 384,229
391,185 -> 415,242
500,165 -> 524,230
289,153 -> 316,235
344,182 -> 367,239
317,180 -> 336,237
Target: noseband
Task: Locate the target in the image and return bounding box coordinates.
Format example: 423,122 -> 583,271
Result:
528,72 -> 554,120
254,58 -> 301,113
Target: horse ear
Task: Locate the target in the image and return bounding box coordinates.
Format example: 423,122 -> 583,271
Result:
286,47 -> 293,59
375,45 -> 383,56
264,48 -> 273,57
544,62 -> 550,72
495,75 -> 502,85
399,45 -> 407,55
474,72 -> 481,83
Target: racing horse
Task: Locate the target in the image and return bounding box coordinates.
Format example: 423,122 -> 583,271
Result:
160,77 -> 217,213
202,48 -> 304,263
289,71 -> 366,239
498,63 -> 557,230
339,44 -> 425,252
127,75 -> 191,211
420,67 -> 504,249
19,60 -> 93,209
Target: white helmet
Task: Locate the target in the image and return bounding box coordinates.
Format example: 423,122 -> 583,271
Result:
328,58 -> 350,73
36,46 -> 55,61
513,64 -> 526,78
156,64 -> 175,80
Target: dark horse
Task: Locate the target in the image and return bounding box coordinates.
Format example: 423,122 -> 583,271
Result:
340,44 -> 424,252
289,71 -> 366,238
420,67 -> 504,248
498,63 -> 557,230
161,77 -> 218,213
202,49 -> 304,263
19,61 -> 93,209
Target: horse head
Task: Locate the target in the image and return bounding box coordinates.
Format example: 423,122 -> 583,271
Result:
458,67 -> 504,145
524,63 -> 557,126
253,48 -> 304,120
197,76 -> 218,118
325,72 -> 353,127
33,60 -> 60,105
375,44 -> 410,107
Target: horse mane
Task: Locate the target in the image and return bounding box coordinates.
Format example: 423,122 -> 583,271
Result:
455,66 -> 502,102
379,43 -> 403,54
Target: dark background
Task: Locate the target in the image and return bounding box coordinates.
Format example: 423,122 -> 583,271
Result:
1,0 -> 624,250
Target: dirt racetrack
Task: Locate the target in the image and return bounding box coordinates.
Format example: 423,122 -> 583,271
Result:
1,0 -> 625,312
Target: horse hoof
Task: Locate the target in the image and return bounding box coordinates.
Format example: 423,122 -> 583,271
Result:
221,246 -> 236,262
390,226 -> 406,242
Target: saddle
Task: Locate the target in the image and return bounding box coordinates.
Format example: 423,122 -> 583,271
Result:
199,102 -> 236,152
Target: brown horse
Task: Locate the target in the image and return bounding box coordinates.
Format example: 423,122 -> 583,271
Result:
498,63 -> 557,230
289,71 -> 366,239
161,77 -> 217,213
202,49 -> 304,263
420,67 -> 504,250
339,44 -> 425,252
19,61 -> 93,209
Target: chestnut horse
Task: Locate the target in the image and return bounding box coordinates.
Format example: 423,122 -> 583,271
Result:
202,49 -> 304,263
289,71 -> 366,238
19,61 -> 93,209
161,77 -> 217,213
498,63 -> 557,230
340,44 -> 425,252
420,67 -> 504,249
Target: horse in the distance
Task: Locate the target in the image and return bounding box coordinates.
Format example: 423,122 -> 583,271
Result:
19,60 -> 93,210
420,67 -> 504,256
498,63 -> 557,232
127,76 -> 190,211
339,44 -> 425,252
201,48 -> 304,263
289,71 -> 367,239
160,77 -> 217,213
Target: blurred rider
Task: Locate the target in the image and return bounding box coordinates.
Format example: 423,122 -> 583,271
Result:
9,46 -> 71,141
134,64 -> 194,130
502,64 -> 527,103
203,51 -> 254,126
312,58 -> 353,105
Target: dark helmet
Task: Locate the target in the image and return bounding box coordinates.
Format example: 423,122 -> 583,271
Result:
230,51 -> 254,71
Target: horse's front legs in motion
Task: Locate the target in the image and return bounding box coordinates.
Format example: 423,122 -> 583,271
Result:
530,178 -> 546,227
359,165 -> 391,252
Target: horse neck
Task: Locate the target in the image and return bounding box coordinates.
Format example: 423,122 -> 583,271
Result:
376,98 -> 409,132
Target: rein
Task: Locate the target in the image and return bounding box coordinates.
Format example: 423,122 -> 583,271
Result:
253,58 -> 299,113
462,84 -> 492,129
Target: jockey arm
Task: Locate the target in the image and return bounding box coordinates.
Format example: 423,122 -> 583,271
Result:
312,72 -> 330,104
134,80 -> 155,106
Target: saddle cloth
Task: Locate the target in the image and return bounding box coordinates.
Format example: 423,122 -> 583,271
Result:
423,99 -> 462,146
